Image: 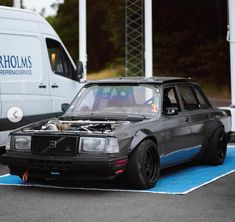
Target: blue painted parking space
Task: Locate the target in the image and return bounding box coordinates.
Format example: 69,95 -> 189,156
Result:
0,146 -> 235,195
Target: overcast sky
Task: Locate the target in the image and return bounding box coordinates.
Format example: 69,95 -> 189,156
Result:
22,0 -> 64,16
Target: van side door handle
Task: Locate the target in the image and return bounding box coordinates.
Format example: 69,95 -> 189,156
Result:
51,84 -> 59,88
185,117 -> 189,123
39,84 -> 47,88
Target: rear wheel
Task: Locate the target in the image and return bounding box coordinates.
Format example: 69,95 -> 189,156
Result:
203,127 -> 227,165
126,139 -> 160,189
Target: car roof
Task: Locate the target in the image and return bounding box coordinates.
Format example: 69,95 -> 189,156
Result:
85,76 -> 196,85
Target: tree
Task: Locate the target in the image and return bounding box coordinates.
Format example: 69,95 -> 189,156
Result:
50,0 -> 78,62
48,0 -> 124,72
153,0 -> 229,84
48,0 -> 229,85
86,0 -> 124,71
0,0 -> 13,6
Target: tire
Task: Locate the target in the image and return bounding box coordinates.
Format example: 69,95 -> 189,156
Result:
203,127 -> 227,165
126,139 -> 160,189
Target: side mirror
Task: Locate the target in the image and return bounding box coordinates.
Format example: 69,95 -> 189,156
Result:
73,61 -> 84,81
163,106 -> 179,116
61,103 -> 70,113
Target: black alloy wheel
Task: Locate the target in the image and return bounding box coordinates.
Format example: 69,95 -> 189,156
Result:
126,139 -> 160,189
203,127 -> 228,165
143,146 -> 158,184
216,131 -> 227,162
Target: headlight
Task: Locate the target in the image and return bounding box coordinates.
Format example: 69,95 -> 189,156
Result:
79,137 -> 119,153
5,135 -> 11,151
80,137 -> 105,153
105,137 -> 119,153
13,136 -> 31,151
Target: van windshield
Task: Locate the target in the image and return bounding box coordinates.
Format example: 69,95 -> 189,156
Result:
64,84 -> 160,117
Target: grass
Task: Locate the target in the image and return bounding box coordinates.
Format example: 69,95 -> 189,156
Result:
197,81 -> 230,100
87,66 -> 124,80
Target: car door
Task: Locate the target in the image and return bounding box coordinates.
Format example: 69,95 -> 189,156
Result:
161,85 -> 192,168
177,85 -> 210,153
45,38 -> 82,114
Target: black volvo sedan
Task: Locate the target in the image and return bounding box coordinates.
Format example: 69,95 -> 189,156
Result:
0,77 -> 231,189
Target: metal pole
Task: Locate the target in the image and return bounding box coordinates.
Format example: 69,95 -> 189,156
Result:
13,0 -> 21,8
228,0 -> 235,107
125,0 -> 128,77
144,0 -> 153,78
79,0 -> 87,80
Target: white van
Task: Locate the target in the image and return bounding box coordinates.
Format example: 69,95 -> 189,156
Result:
0,6 -> 84,149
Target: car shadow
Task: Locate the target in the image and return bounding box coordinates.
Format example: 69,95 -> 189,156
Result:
27,161 -> 200,190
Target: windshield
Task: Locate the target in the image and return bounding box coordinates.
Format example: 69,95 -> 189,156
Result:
65,84 -> 160,117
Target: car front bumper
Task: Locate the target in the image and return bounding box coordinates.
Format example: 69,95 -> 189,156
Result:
0,152 -> 128,181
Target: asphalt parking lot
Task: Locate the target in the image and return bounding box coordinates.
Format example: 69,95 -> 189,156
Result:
0,158 -> 235,222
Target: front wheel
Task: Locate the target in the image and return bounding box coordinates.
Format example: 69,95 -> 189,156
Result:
126,139 -> 160,189
203,127 -> 228,165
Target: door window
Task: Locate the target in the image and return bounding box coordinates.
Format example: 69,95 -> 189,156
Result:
178,86 -> 199,111
194,86 -> 211,109
46,38 -> 74,79
163,87 -> 181,112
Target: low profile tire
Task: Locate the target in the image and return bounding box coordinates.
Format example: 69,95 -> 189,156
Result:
203,127 -> 227,165
126,139 -> 160,189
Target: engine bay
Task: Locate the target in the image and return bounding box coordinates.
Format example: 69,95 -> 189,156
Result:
22,119 -> 129,134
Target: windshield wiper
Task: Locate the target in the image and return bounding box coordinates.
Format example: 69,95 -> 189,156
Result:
61,113 -> 147,121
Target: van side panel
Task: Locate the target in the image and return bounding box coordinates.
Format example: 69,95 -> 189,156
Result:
0,33 -> 51,132
0,6 -> 83,146
0,79 -> 2,145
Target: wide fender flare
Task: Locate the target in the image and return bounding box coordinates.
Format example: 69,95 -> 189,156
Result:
208,119 -> 224,139
201,119 -> 225,153
129,129 -> 158,153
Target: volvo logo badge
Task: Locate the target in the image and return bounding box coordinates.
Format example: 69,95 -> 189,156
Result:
49,141 -> 57,149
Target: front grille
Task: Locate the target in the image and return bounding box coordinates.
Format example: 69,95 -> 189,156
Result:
28,159 -> 73,170
32,135 -> 78,156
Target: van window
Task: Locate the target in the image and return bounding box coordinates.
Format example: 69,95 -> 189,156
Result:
46,38 -> 74,79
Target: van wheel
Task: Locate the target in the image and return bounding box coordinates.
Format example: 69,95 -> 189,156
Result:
126,139 -> 160,189
203,127 -> 227,165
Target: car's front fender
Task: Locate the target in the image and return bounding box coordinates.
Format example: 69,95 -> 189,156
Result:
129,129 -> 158,153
